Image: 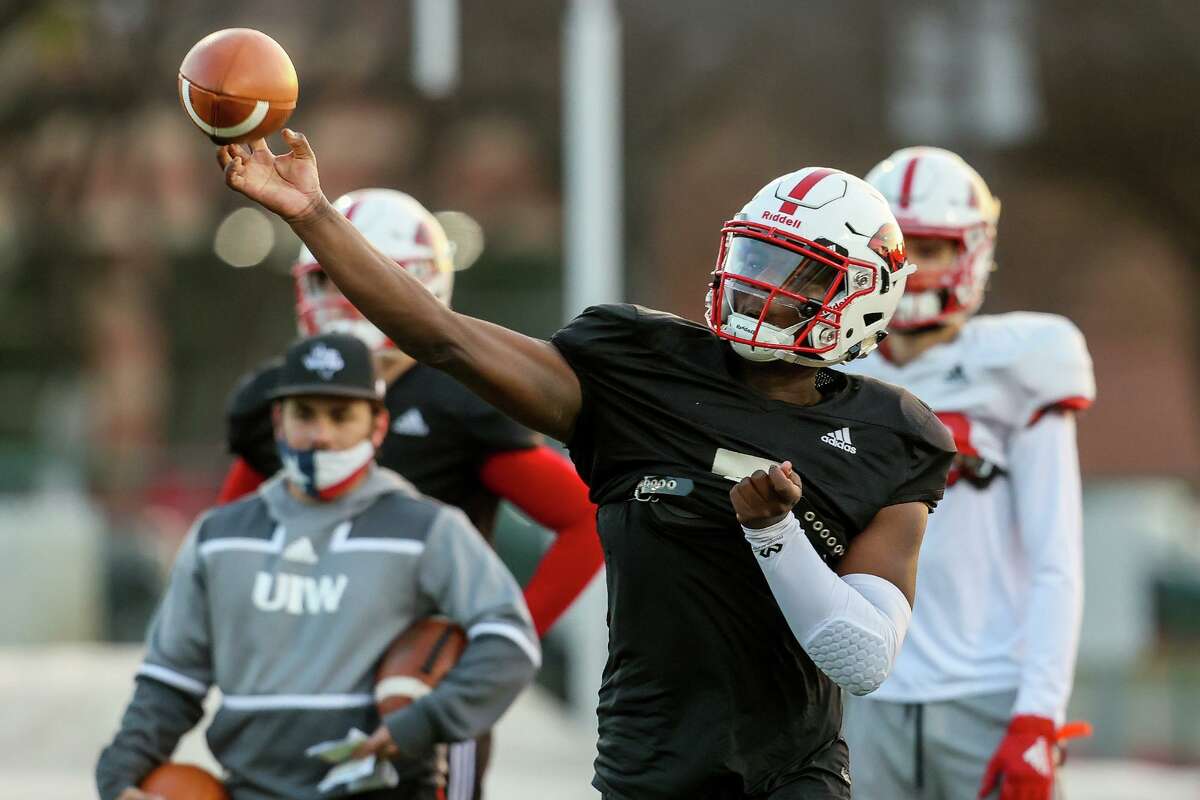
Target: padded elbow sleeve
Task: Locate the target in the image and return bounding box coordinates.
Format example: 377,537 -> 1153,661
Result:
744,514 -> 912,695
804,573 -> 911,695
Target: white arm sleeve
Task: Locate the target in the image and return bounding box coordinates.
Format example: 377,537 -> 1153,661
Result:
1010,412 -> 1084,722
744,514 -> 912,695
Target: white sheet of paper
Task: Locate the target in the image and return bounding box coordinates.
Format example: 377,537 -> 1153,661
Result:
305,727 -> 370,764
711,448 -> 780,481
317,755 -> 378,794
347,759 -> 400,793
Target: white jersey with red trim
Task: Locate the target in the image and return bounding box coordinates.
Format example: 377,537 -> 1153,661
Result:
842,311 -> 1095,720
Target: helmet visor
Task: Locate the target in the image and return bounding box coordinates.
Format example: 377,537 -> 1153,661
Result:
719,236 -> 843,328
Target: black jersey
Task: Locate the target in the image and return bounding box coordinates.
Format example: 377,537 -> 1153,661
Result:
225,361 -> 539,537
549,304 -> 954,799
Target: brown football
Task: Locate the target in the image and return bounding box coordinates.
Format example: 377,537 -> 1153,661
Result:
177,28 -> 298,144
140,763 -> 229,800
375,617 -> 467,716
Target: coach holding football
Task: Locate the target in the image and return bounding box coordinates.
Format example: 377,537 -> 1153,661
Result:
96,333 -> 540,800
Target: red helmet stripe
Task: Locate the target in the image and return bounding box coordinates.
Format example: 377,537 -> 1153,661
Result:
778,168 -> 839,215
414,221 -> 432,247
899,157 -> 920,209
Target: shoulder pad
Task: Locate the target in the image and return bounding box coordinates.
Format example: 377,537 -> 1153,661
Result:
972,313 -> 1095,424
392,363 -> 465,410
845,374 -> 956,454
583,302 -> 640,320
628,304 -> 681,322
551,303 -> 639,361
897,385 -> 957,453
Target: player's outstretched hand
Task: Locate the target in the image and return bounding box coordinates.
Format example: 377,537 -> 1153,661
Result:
217,129 -> 324,222
730,462 -> 803,529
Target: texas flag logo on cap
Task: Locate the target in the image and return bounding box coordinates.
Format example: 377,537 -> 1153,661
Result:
302,343 -> 346,380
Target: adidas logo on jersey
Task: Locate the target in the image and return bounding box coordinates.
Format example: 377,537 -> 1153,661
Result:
820,427 -> 857,454
945,364 -> 967,383
283,536 -> 319,565
392,408 -> 430,437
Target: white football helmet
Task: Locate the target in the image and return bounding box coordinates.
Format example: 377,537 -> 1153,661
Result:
293,188 -> 454,350
707,167 -> 914,366
865,147 -> 1000,330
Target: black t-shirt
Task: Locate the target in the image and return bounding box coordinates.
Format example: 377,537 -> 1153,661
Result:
550,304 -> 954,799
225,361 -> 538,538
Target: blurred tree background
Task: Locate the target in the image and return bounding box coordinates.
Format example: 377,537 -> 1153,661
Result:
2,0 -> 1195,503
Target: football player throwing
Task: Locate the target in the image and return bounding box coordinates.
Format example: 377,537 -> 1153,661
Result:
216,132 -> 955,799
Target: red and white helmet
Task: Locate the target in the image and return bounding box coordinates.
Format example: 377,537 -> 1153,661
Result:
293,188 -> 454,350
865,147 -> 1000,330
707,167 -> 914,366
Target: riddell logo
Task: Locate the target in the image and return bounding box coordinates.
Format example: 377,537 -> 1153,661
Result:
761,210 -> 802,229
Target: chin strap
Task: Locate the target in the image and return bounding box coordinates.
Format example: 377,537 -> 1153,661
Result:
722,316 -> 887,368
722,313 -> 804,363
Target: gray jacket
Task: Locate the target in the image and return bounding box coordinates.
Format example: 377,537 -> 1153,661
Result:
96,467 -> 539,800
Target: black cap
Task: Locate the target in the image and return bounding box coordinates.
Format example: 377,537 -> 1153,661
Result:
267,333 -> 384,401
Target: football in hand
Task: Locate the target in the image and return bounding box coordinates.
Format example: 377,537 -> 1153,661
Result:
140,763 -> 229,800
375,617 -> 467,716
178,28 -> 298,144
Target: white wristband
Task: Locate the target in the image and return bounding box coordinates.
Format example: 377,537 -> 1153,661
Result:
742,511 -> 800,558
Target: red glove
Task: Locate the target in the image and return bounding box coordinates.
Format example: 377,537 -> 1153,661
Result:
978,715 -> 1056,800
